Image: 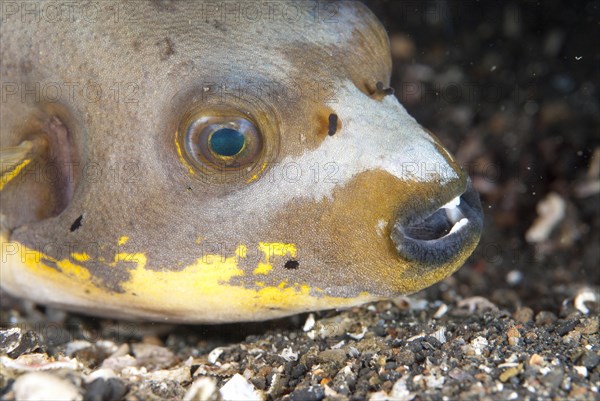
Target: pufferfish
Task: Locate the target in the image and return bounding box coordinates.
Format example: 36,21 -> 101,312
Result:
0,0 -> 483,323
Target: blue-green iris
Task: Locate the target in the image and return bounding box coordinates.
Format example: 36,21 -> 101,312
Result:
209,128 -> 245,157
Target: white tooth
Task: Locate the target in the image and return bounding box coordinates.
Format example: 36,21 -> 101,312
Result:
441,195 -> 463,223
441,196 -> 461,210
449,218 -> 469,234
446,207 -> 463,223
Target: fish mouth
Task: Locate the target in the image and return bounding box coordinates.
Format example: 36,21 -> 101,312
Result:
391,179 -> 483,265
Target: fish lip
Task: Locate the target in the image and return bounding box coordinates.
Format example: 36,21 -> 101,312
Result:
391,178 -> 483,264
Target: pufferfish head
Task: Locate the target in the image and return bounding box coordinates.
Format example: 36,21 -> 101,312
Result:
0,1 -> 482,322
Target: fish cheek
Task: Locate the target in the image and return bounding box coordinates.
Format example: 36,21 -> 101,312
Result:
262,169 -> 465,297
318,170 -> 472,296
313,171 -> 411,295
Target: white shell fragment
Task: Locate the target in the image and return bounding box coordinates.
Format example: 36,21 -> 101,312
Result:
1,354 -> 81,372
390,377 -> 415,401
432,327 -> 447,344
208,347 -> 225,365
574,288 -> 598,314
13,372 -> 82,401
219,373 -> 264,401
183,377 -> 219,401
525,192 -> 566,243
469,337 -> 489,356
574,366 -> 588,377
279,347 -> 298,362
303,313 -> 316,332
433,303 -> 448,318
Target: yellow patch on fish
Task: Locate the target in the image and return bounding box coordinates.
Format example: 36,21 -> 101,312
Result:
254,242 -> 297,275
71,252 -> 91,262
0,159 -> 30,191
1,234 -> 373,321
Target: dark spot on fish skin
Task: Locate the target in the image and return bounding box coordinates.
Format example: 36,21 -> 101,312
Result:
328,114 -> 339,136
211,20 -> 227,33
284,260 -> 300,270
70,215 -> 83,232
19,60 -> 33,75
132,40 -> 141,52
157,37 -> 175,61
375,81 -> 395,96
150,0 -> 178,12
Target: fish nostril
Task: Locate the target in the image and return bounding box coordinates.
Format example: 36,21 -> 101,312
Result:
357,80 -> 396,100
374,81 -> 395,96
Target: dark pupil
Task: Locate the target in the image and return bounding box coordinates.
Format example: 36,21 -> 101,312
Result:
209,128 -> 245,157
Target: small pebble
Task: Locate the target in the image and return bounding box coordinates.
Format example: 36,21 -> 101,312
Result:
131,343 -> 176,370
499,364 -> 523,382
317,349 -> 346,367
146,366 -> 191,382
219,373 -> 263,401
513,307 -> 534,323
579,351 -> 600,369
562,329 -> 582,344
290,363 -> 308,380
289,385 -> 325,401
0,329 -> 43,358
555,320 -> 578,336
506,270 -> 523,285
396,350 -> 415,366
578,317 -> 598,334
0,328 -> 23,355
83,378 -> 127,401
507,326 -> 521,346
528,354 -> 545,366
535,311 -> 558,325
182,377 -> 218,401
13,372 -> 81,401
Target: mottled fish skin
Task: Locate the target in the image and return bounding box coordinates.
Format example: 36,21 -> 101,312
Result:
0,1 -> 483,322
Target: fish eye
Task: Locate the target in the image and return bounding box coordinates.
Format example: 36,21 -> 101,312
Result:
174,100 -> 280,187
184,115 -> 263,169
209,128 -> 245,157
